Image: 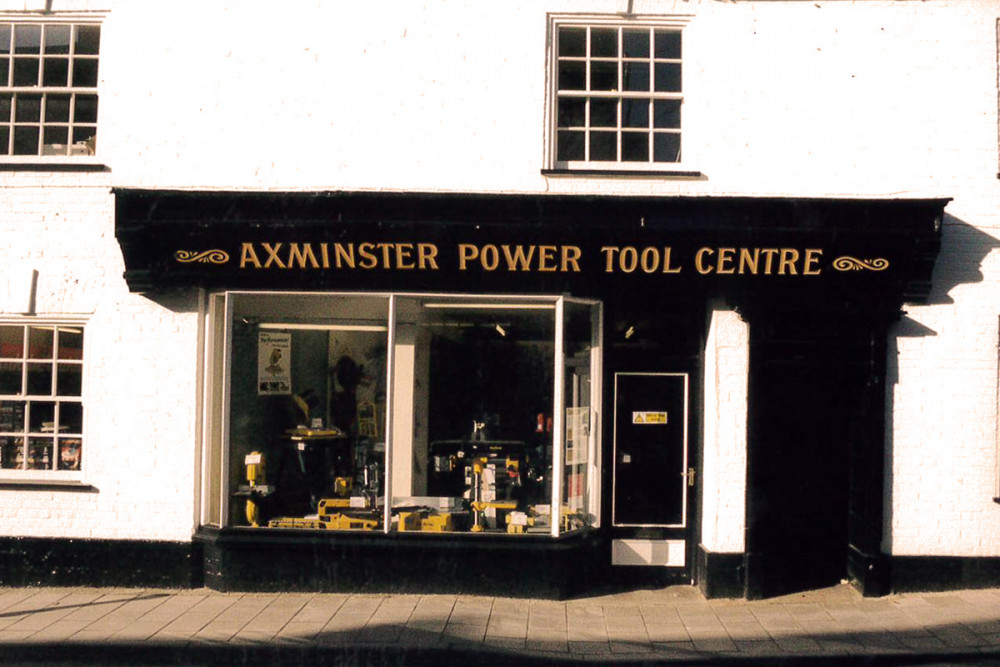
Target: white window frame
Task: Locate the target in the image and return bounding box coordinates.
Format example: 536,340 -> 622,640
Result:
0,14 -> 103,166
545,14 -> 693,174
0,317 -> 87,483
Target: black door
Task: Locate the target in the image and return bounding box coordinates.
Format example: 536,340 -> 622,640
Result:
612,373 -> 688,527
744,311 -> 865,599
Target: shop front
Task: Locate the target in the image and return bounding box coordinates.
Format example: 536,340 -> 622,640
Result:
115,190 -> 944,598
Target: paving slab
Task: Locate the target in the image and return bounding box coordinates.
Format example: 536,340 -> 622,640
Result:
0,584 -> 998,664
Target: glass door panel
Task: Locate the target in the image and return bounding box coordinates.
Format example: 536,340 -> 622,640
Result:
560,298 -> 601,534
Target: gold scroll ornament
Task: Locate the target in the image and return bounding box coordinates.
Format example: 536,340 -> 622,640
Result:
832,256 -> 889,272
174,250 -> 231,264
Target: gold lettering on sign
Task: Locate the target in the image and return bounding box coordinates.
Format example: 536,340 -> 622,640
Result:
695,248 -> 713,275
417,243 -> 439,270
692,247 -> 823,276
238,242 -> 441,270
458,244 -> 582,272
600,246 -> 682,274
803,248 -> 823,275
240,243 -> 261,268
287,243 -> 320,269
357,242 -> 378,269
262,243 -> 286,269
227,242 -> 842,278
561,245 -> 582,272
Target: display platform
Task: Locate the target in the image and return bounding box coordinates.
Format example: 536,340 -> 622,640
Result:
194,525 -> 605,599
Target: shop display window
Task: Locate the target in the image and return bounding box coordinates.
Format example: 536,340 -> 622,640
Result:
212,293 -> 601,537
0,322 -> 84,477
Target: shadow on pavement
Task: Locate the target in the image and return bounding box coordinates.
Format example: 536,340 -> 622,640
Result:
0,593 -> 171,620
2,624 -> 1000,667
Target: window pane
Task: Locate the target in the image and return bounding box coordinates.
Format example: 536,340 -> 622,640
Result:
0,93 -> 10,122
557,60 -> 585,91
622,131 -> 649,162
0,436 -> 24,469
42,57 -> 68,86
654,132 -> 681,162
591,28 -> 617,57
59,402 -> 82,433
623,99 -> 649,129
0,326 -> 24,358
589,131 -> 616,161
72,58 -> 98,87
42,125 -> 67,154
28,400 -> 54,431
44,25 -> 71,55
558,27 -> 585,57
75,25 -> 100,55
556,130 -> 584,161
14,25 -> 41,54
557,97 -> 584,128
0,58 -> 8,86
654,99 -> 681,129
0,401 -> 25,431
15,95 -> 41,122
0,362 -> 21,394
623,29 -> 650,58
590,61 -> 617,91
395,298 -> 556,535
590,98 -> 617,128
12,57 -> 39,86
58,437 -> 81,470
654,30 -> 681,59
225,294 -> 391,527
654,62 -> 682,93
0,126 -> 7,154
0,25 -> 11,55
72,125 -> 95,152
74,94 -> 97,123
26,364 -> 53,395
45,94 -> 70,122
58,328 -> 83,360
12,125 -> 38,154
27,327 -> 54,359
56,364 -> 81,396
622,62 -> 649,92
27,436 -> 52,469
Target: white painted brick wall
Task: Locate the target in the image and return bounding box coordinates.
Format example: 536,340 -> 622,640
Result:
701,308 -> 749,554
1,0 -> 999,556
0,175 -> 198,541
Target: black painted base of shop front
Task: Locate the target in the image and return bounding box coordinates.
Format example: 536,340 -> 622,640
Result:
195,527 -> 606,600
0,536 -> 203,588
847,545 -> 891,597
696,545 -> 745,599
8,534 -> 1000,598
890,556 -> 1000,593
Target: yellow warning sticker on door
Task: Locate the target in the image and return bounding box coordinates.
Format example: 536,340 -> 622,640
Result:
632,411 -> 667,425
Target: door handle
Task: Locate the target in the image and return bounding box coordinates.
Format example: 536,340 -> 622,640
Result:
683,468 -> 695,486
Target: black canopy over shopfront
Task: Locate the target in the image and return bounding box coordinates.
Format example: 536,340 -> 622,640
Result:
115,190 -> 945,598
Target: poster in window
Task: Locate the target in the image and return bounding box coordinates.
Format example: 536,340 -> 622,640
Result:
565,407 -> 590,465
258,332 -> 291,395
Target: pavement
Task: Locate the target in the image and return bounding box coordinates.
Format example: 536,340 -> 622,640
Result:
2,583 -> 1000,666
